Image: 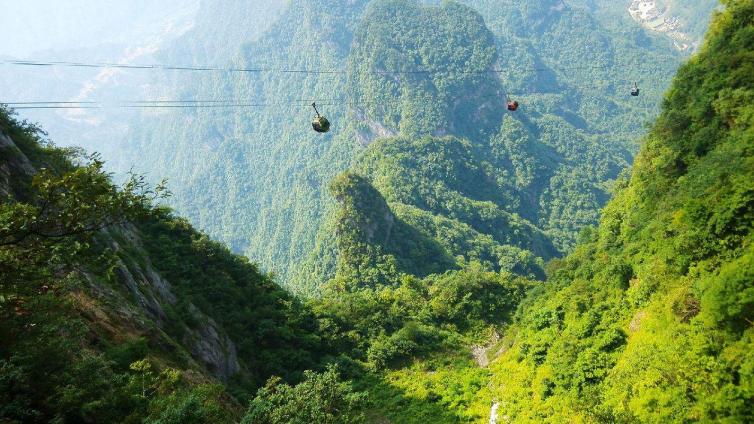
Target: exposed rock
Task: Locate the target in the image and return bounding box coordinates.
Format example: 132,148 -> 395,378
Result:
629,310 -> 647,333
143,265 -> 177,305
472,344 -> 490,367
113,262 -> 168,324
102,252 -> 241,381
106,239 -> 240,382
472,330 -> 501,367
184,304 -> 240,382
353,109 -> 398,145
490,402 -> 500,424
0,132 -> 36,198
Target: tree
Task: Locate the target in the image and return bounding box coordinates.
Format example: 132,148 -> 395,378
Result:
242,366 -> 367,424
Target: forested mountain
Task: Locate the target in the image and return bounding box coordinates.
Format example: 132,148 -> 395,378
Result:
0,104 -> 536,423
0,107 -> 326,422
483,0 -> 754,420
112,0 -> 366,293
2,0 -> 752,423
102,0 -> 700,294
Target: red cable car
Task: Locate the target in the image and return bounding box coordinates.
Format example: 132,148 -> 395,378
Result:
507,100 -> 519,111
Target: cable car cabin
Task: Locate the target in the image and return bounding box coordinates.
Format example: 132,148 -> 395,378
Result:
311,102 -> 331,133
631,83 -> 640,97
507,100 -> 519,111
312,115 -> 331,133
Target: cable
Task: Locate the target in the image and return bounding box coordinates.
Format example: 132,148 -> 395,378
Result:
3,60 -> 282,74
4,90 -> 652,111
1,58 -> 676,76
3,99 -> 386,110
2,72 -> 656,112
3,98 -> 352,106
3,79 -> 654,110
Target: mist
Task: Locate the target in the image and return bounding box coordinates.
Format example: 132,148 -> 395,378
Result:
0,0 -> 199,58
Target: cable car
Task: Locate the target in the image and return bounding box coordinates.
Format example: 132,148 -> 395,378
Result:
507,100 -> 519,111
311,102 -> 330,133
631,82 -> 640,97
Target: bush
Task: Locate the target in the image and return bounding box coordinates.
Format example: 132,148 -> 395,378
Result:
242,365 -> 366,424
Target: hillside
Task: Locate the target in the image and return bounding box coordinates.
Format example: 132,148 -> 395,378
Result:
0,107 -> 324,422
482,1 -> 754,421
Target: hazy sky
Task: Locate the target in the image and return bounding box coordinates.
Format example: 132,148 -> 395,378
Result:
0,0 -> 199,58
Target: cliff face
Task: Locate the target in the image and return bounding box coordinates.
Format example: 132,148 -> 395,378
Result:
0,132 -> 35,198
92,226 -> 242,382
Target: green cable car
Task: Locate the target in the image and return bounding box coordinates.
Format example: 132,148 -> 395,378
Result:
311,102 -> 331,133
631,82 -> 640,96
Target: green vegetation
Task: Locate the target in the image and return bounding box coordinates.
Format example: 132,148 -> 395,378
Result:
482,1 -> 754,421
0,107 -> 316,422
242,366 -> 366,424
0,107 -> 234,423
4,0 -> 752,422
2,104 -> 525,423
294,0 -> 688,293
314,262 -> 529,368
139,213 -> 324,394
109,0 -> 687,294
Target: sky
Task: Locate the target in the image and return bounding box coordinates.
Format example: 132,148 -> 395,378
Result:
0,0 -> 199,58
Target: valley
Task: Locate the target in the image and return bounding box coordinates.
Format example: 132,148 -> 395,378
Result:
1,0 -> 752,423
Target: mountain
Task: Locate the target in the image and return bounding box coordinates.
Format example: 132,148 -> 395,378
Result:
104,0 -> 701,294
293,0 -> 695,293
0,0 -> 199,162
480,1 -> 754,420
1,0 -> 752,422
2,1 -> 717,294
0,106 -> 324,422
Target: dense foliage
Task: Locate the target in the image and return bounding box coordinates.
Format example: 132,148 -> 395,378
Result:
105,0 -> 688,295
5,0 -> 748,423
315,262 -> 530,368
0,108 -> 317,422
139,213 -> 324,395
483,1 -> 754,421
242,366 -> 366,424
0,108 -> 234,423
295,0 -> 689,293
0,106 -> 528,423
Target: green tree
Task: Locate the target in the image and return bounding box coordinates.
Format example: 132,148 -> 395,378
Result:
242,366 -> 367,424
